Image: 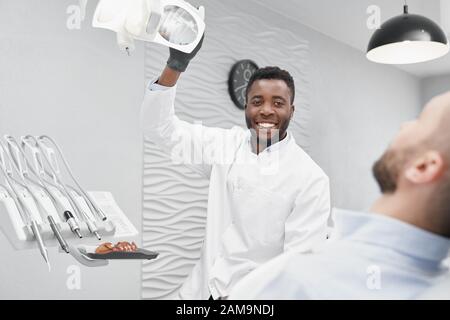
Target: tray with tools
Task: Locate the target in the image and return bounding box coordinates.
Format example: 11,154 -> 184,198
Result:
86,248 -> 159,260
81,242 -> 158,260
70,242 -> 159,267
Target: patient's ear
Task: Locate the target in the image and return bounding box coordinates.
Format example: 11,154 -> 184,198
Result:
404,151 -> 445,184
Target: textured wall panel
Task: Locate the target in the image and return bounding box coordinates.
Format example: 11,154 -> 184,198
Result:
142,0 -> 310,299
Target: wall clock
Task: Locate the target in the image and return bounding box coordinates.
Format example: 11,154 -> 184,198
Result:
228,59 -> 259,110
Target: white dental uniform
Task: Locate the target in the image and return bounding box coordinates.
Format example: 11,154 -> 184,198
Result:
141,81 -> 331,300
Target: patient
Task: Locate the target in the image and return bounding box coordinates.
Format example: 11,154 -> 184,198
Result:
229,91 -> 450,299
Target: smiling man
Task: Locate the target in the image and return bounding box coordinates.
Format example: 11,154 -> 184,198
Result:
245,70 -> 295,154
140,36 -> 331,299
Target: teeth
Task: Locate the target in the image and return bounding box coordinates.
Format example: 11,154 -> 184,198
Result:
258,123 -> 275,128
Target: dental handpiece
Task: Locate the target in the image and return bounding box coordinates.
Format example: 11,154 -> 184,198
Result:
48,215 -> 69,253
85,218 -> 101,240
69,202 -> 102,240
13,186 -> 51,270
16,188 -> 51,271
35,192 -> 71,254
64,211 -> 82,238
30,219 -> 51,270
62,188 -> 102,240
66,187 -> 102,240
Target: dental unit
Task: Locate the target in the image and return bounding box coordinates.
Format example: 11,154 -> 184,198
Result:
0,134 -> 145,269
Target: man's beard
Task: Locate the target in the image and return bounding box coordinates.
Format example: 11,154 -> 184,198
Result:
372,149 -> 405,194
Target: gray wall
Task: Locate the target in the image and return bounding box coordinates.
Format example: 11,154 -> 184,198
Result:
141,0 -> 423,299
0,0 -> 423,299
0,0 -> 143,299
421,74 -> 450,105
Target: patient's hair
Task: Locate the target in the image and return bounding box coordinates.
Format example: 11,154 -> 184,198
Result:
439,137 -> 450,221
435,105 -> 450,220
430,107 -> 450,230
435,157 -> 450,235
246,66 -> 295,104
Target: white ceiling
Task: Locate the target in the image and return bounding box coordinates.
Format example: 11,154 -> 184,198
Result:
256,0 -> 450,78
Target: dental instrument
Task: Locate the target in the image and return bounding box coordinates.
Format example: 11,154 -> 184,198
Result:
64,210 -> 83,239
4,135 -> 71,253
48,215 -> 69,253
0,141 -> 51,271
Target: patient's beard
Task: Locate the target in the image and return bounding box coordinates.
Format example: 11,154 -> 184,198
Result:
372,149 -> 404,194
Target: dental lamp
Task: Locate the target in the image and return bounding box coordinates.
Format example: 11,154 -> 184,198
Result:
92,0 -> 206,55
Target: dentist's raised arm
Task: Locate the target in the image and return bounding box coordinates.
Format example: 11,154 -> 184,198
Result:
141,7 -> 239,178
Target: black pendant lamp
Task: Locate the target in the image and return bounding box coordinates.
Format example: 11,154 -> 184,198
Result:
367,3 -> 449,64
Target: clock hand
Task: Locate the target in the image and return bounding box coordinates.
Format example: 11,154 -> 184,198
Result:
235,84 -> 248,91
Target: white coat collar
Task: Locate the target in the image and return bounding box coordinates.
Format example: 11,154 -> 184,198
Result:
246,130 -> 293,155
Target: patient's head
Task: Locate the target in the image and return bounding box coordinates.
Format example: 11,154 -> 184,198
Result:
373,91 -> 450,224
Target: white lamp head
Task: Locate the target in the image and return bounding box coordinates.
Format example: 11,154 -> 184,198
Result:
92,0 -> 206,54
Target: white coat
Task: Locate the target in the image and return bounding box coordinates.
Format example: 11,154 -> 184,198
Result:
141,82 -> 331,299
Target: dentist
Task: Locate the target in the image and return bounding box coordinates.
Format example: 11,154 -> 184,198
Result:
140,32 -> 331,299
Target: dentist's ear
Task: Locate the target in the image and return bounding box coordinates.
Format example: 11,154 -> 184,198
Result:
404,151 -> 445,184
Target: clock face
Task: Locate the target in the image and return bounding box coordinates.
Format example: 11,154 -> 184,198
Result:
228,60 -> 259,110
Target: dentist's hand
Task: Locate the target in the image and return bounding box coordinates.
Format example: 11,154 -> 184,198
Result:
167,34 -> 204,72
166,6 -> 205,72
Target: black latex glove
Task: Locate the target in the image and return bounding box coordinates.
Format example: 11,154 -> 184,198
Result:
167,34 -> 205,72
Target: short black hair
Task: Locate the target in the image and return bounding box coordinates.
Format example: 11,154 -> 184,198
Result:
246,66 -> 295,104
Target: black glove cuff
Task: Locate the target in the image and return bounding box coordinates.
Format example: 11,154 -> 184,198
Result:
167,57 -> 188,72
